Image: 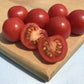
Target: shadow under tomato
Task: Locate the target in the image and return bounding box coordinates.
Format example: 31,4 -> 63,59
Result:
0,32 -> 13,44
15,41 -> 51,64
15,41 -> 31,51
70,33 -> 82,37
0,32 -> 49,64
0,32 -> 30,51
33,50 -> 53,64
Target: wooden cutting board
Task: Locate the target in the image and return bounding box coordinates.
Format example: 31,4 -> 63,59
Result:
0,0 -> 84,81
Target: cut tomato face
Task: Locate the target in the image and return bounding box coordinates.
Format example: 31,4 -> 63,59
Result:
21,23 -> 48,49
38,35 -> 68,63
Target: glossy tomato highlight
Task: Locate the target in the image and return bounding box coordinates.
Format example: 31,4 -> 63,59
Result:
48,4 -> 68,18
3,17 -> 24,42
44,16 -> 71,38
38,35 -> 68,63
68,10 -> 84,35
24,8 -> 49,28
21,23 -> 48,49
8,6 -> 28,21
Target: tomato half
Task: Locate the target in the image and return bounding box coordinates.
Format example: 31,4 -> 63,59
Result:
21,23 -> 48,49
38,35 -> 68,63
44,16 -> 71,38
3,17 -> 24,42
48,4 -> 68,18
8,6 -> 28,21
24,8 -> 49,28
67,10 -> 84,35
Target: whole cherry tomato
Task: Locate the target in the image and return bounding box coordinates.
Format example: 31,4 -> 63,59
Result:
8,6 -> 28,21
3,17 -> 24,42
44,16 -> 71,38
68,10 -> 84,35
24,8 -> 49,28
48,4 -> 68,18
38,35 -> 68,63
21,23 -> 48,49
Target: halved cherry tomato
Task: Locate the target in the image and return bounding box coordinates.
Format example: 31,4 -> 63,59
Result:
67,10 -> 84,35
44,16 -> 71,38
38,35 -> 68,63
21,23 -> 48,49
48,4 -> 68,18
24,8 -> 49,28
3,17 -> 24,42
8,6 -> 28,21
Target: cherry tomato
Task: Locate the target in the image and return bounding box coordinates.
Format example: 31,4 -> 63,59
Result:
24,8 -> 49,28
44,16 -> 71,38
38,35 -> 68,63
3,17 -> 24,42
48,4 -> 68,18
8,6 -> 28,21
21,23 -> 48,49
67,10 -> 84,35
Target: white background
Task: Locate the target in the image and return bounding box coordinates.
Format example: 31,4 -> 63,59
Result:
0,44 -> 84,84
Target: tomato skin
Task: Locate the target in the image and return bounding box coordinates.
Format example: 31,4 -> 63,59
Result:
3,17 -> 24,42
24,8 -> 49,28
8,6 -> 28,21
21,23 -> 48,49
67,10 -> 84,35
44,16 -> 71,38
48,4 -> 68,18
38,35 -> 68,63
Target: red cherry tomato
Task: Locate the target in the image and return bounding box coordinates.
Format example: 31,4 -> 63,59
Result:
8,6 -> 28,21
3,17 -> 24,42
38,35 -> 68,63
24,8 -> 49,28
44,16 -> 71,38
48,4 -> 68,18
21,23 -> 48,49
67,10 -> 84,35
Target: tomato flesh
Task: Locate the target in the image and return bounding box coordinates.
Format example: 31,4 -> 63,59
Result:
38,35 -> 68,63
21,23 -> 48,49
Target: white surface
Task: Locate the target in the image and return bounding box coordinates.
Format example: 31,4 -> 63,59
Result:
0,44 -> 84,84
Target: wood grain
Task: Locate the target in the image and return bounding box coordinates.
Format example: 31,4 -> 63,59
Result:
0,0 -> 84,81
